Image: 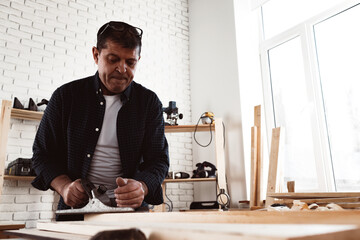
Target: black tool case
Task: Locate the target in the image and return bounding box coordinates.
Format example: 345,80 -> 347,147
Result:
5,158 -> 36,176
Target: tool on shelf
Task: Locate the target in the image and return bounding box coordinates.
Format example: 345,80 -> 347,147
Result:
162,101 -> 183,126
5,158 -> 35,176
192,161 -> 217,178
166,171 -> 190,179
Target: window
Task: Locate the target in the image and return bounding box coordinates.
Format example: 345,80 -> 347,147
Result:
260,0 -> 360,192
313,3 -> 360,191
267,36 -> 320,191
262,0 -> 345,39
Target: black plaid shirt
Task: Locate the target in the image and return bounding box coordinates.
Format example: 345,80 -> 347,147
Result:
31,72 -> 169,210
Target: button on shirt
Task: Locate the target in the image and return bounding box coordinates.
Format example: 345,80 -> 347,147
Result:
31,72 -> 169,210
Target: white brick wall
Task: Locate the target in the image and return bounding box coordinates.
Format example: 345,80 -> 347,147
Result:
0,0 -> 192,226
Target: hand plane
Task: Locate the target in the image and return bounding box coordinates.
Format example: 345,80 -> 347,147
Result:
56,179 -> 134,215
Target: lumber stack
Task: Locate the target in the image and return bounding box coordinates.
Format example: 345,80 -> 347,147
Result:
268,192 -> 360,209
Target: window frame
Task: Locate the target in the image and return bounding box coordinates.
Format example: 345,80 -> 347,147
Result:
259,0 -> 359,192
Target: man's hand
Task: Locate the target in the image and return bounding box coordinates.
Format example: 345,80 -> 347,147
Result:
61,179 -> 89,208
51,175 -> 88,208
114,177 -> 148,209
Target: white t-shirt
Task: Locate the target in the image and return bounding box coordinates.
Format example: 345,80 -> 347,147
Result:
87,94 -> 123,197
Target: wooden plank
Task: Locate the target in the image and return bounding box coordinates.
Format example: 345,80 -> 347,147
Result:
84,210 -> 360,225
266,127 -> 281,207
33,220 -> 360,240
213,118 -> 228,204
274,197 -> 360,205
148,226 -> 360,240
3,175 -> 35,181
0,100 -> 12,196
7,227 -> 240,240
9,224 -> 360,240
287,181 -> 295,193
0,222 -> 25,239
337,202 -> 360,209
254,105 -> 262,206
6,228 -> 90,240
161,182 -> 166,212
152,204 -> 164,212
11,108 -> 43,121
165,124 -> 214,133
148,228 -> 244,240
36,221 -> 146,237
250,126 -> 258,208
0,222 -> 25,230
148,224 -> 360,240
163,178 -> 216,183
268,192 -> 360,199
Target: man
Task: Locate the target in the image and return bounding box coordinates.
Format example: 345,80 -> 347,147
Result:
31,21 -> 169,220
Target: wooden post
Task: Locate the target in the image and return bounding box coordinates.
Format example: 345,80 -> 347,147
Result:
153,182 -> 166,212
214,118 -> 228,204
287,181 -> 295,193
254,105 -> 262,206
0,100 -> 12,196
250,126 -> 258,208
266,127 -> 281,207
161,182 -> 166,212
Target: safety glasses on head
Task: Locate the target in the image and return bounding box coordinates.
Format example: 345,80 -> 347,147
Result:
99,21 -> 143,39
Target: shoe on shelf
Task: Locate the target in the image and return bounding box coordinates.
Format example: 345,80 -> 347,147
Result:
13,97 -> 39,111
27,98 -> 38,111
13,97 -> 24,109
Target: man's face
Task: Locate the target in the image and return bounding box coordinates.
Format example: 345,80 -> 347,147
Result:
92,40 -> 140,95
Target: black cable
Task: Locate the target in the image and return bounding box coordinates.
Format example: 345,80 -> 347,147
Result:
164,187 -> 173,212
193,112 -> 213,147
164,202 -> 171,212
193,113 -> 227,149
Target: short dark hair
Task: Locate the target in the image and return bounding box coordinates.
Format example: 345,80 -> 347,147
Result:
96,21 -> 143,56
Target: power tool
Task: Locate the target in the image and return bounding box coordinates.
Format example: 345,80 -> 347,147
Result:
56,179 -> 134,215
162,101 -> 183,126
192,161 -> 217,178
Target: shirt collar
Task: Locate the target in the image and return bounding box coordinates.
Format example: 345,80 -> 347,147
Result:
94,71 -> 132,104
120,82 -> 132,104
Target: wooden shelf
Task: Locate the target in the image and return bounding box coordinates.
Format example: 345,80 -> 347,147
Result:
2,176 -> 216,183
0,222 -> 25,230
8,110 -> 213,130
164,178 -> 216,183
165,124 -> 214,133
9,109 -> 213,130
3,175 -> 35,181
11,108 -> 43,121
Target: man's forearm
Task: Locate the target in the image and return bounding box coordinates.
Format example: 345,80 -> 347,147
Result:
50,174 -> 72,196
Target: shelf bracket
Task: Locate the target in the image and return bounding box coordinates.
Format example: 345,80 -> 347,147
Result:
0,100 -> 13,196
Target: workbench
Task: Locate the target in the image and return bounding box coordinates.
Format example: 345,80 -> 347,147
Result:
0,222 -> 25,239
6,210 -> 360,239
